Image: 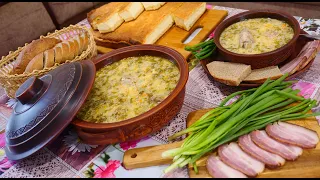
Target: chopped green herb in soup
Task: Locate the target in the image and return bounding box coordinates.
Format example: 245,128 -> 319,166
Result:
220,18 -> 294,54
77,56 -> 180,123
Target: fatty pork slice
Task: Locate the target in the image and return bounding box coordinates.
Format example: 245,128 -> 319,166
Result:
238,134 -> 286,169
266,122 -> 319,149
218,142 -> 265,177
207,155 -> 248,178
250,130 -> 303,161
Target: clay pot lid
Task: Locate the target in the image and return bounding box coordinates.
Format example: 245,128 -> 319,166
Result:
4,60 -> 96,160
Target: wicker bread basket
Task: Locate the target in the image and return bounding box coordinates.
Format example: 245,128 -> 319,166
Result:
0,25 -> 97,98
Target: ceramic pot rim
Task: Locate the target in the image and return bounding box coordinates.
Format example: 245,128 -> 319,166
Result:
213,9 -> 301,58
71,44 -> 189,130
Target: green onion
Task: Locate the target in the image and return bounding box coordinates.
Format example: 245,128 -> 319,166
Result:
162,74 -> 319,174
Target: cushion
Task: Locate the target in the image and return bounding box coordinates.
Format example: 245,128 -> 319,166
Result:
47,2 -> 94,25
0,2 -> 56,57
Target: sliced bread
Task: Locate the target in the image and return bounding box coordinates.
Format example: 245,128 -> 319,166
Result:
24,53 -> 44,73
12,38 -> 61,74
172,2 -> 206,31
96,2 -> 128,33
96,2 -> 182,44
72,35 -> 82,56
61,42 -> 73,60
87,4 -> 110,29
206,61 -> 252,86
43,49 -> 55,68
141,2 -> 166,10
56,42 -> 70,62
244,66 -> 283,83
119,2 -> 144,22
53,46 -> 63,64
80,33 -> 89,51
67,40 -> 77,59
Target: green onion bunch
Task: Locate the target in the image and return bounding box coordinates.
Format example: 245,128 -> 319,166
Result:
185,39 -> 216,60
162,73 -> 320,174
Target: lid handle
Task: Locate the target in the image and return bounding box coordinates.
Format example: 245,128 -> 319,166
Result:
16,77 -> 44,104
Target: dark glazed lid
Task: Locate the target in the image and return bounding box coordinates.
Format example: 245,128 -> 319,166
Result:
4,60 -> 96,160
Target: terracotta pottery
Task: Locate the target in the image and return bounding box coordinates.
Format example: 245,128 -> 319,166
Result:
5,60 -> 96,160
213,9 -> 301,69
201,30 -> 315,87
71,44 -> 189,145
4,44 -> 188,160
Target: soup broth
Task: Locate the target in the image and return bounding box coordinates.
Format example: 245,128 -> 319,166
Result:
77,56 -> 180,123
220,18 -> 294,54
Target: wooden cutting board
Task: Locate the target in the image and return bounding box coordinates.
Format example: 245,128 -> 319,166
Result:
95,9 -> 228,59
123,109 -> 320,178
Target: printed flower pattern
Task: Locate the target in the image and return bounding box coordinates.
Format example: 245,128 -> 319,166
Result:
119,136 -> 150,151
208,31 -> 215,39
0,155 -> 15,175
299,18 -> 320,36
0,7 -> 319,179
63,129 -> 98,155
0,133 -> 16,175
6,99 -> 17,109
0,133 -> 5,148
292,81 -> 317,99
93,160 -> 121,178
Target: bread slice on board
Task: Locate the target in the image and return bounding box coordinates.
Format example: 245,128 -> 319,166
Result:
119,2 -> 144,22
244,66 -> 283,83
141,2 -> 166,10
88,2 -> 127,30
12,38 -> 61,74
43,49 -> 55,68
94,2 -> 183,45
87,4 -> 110,29
206,61 -> 252,86
95,2 -> 129,33
24,53 -> 44,73
172,2 -> 206,31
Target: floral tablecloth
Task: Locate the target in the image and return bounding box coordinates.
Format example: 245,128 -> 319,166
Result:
0,5 -> 320,178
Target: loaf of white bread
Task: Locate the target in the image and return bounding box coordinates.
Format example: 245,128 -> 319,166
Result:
119,2 -> 145,22
88,2 -> 145,33
94,2 -> 183,45
92,2 -> 207,46
89,2 -> 206,38
172,2 -> 206,31
206,61 -> 285,86
141,2 -> 166,10
11,38 -> 62,74
10,33 -> 89,74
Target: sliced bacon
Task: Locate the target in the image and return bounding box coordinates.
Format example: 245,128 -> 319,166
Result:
266,122 -> 319,149
280,40 -> 320,75
218,142 -> 265,177
238,134 -> 286,169
296,41 -> 313,57
280,55 -> 305,75
316,40 -> 320,51
250,130 -> 303,161
207,155 -> 248,178
280,41 -> 312,74
298,40 -> 320,70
